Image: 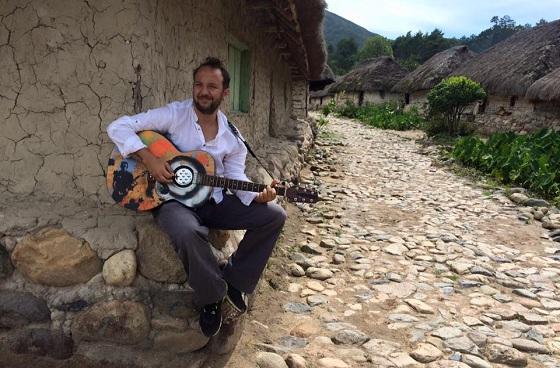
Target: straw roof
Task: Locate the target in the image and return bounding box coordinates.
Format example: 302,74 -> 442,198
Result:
310,64 -> 335,91
310,88 -> 331,98
392,46 -> 477,93
250,0 -> 327,80
526,67 -> 560,102
294,0 -> 327,80
452,20 -> 560,97
330,57 -> 407,93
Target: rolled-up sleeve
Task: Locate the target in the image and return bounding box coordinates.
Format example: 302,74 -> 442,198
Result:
106,105 -> 175,157
223,142 -> 258,206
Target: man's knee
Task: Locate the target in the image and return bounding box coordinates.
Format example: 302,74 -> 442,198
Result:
268,203 -> 287,228
155,211 -> 208,246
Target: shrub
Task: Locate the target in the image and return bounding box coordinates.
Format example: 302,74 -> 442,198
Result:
428,76 -> 486,135
321,99 -> 337,117
334,101 -> 425,131
452,129 -> 560,199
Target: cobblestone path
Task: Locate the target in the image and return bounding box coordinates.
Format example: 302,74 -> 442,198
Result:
215,116 -> 560,368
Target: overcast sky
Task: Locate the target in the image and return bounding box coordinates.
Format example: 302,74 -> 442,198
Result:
326,0 -> 560,39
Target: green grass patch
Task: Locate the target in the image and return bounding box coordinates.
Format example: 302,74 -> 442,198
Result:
329,101 -> 426,131
451,129 -> 560,202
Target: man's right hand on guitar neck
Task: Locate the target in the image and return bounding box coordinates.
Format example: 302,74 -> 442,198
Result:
133,148 -> 174,183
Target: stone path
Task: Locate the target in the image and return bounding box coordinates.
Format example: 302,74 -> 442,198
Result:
212,116 -> 560,368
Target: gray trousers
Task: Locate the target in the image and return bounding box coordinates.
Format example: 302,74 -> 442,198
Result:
153,194 -> 287,307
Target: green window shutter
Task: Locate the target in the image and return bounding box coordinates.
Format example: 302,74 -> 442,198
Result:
240,50 -> 251,112
228,42 -> 251,113
228,45 -> 241,111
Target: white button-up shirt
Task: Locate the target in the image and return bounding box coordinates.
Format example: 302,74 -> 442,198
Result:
106,99 -> 257,206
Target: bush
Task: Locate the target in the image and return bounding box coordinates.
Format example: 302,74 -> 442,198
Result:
452,129 -> 560,199
321,99 -> 337,117
428,76 -> 486,135
334,101 -> 425,131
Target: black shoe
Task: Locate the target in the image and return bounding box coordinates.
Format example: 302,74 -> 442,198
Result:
226,282 -> 248,313
199,301 -> 222,337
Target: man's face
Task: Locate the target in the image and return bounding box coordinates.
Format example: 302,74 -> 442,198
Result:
193,66 -> 229,115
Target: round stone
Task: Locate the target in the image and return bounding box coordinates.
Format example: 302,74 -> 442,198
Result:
102,249 -> 137,286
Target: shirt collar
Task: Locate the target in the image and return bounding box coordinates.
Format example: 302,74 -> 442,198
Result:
188,98 -> 228,139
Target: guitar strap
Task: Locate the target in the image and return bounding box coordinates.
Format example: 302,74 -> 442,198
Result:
228,120 -> 276,181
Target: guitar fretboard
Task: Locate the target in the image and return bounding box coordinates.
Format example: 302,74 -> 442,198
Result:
197,174 -> 286,196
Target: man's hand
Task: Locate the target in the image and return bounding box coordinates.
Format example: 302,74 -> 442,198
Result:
134,148 -> 174,183
254,179 -> 279,203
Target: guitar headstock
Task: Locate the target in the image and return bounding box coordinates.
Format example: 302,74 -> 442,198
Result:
285,185 -> 319,203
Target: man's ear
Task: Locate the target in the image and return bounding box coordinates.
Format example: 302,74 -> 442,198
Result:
223,88 -> 229,97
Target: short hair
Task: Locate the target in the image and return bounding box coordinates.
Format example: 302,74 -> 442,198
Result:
193,57 -> 230,89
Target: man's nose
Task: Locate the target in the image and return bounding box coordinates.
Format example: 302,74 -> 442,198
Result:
198,85 -> 210,94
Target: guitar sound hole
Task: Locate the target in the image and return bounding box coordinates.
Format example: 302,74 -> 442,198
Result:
174,166 -> 194,187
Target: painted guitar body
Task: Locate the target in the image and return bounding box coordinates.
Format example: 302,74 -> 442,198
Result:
106,131 -> 319,211
107,131 -> 215,211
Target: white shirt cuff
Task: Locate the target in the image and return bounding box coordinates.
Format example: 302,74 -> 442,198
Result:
236,191 -> 258,206
122,136 -> 147,158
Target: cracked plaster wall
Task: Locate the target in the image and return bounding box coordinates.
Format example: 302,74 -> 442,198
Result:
0,0 -> 296,202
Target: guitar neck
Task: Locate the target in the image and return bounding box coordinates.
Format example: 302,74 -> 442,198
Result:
198,175 -> 286,196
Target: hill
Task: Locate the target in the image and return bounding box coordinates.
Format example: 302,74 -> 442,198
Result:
324,10 -> 377,49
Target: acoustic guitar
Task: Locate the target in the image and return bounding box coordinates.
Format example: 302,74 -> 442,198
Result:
106,131 -> 318,211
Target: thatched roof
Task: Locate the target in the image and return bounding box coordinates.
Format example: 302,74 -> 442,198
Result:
250,0 -> 327,80
310,79 -> 337,98
330,57 -> 408,93
526,67 -> 560,101
309,88 -> 331,98
309,64 -> 335,91
392,46 -> 477,93
294,0 -> 327,80
452,20 -> 560,97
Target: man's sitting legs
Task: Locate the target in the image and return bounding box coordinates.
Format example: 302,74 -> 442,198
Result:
153,201 -> 227,337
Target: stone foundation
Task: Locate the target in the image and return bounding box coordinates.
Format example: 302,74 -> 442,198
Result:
473,110 -> 560,135
0,118 -> 315,367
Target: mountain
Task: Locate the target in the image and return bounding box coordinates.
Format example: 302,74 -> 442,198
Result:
323,11 -> 377,49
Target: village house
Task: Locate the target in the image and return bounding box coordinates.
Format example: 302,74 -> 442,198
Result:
391,45 -> 477,111
526,66 -> 560,123
309,64 -> 336,110
329,56 -> 407,106
0,0 -> 327,201
0,0 -> 326,366
452,19 -> 560,133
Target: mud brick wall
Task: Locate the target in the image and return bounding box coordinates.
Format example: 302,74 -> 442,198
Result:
0,0 -> 304,202
0,1 -> 316,366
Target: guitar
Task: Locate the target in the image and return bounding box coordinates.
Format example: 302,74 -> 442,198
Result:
106,131 -> 318,211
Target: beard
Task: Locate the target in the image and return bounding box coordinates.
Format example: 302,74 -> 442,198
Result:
194,94 -> 223,115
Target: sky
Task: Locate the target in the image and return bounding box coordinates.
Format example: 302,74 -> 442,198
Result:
326,0 -> 560,39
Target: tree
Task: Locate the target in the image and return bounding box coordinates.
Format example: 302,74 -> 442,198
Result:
392,29 -> 457,69
463,15 -> 530,52
330,38 -> 358,75
357,35 -> 393,62
427,76 -> 486,135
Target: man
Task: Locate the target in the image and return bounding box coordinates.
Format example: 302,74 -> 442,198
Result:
107,57 -> 286,337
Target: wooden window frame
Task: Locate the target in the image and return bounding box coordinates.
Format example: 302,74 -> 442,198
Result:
228,38 -> 251,113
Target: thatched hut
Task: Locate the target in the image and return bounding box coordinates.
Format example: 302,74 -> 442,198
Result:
309,64 -> 336,109
453,19 -> 560,132
392,45 -> 477,110
330,56 -> 407,106
0,1 -> 328,367
527,66 -> 560,99
526,67 -> 560,125
0,0 -> 327,199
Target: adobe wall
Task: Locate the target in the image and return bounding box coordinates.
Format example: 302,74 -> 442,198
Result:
0,1 -> 317,366
363,91 -> 401,105
0,0 -> 298,203
473,96 -> 560,134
